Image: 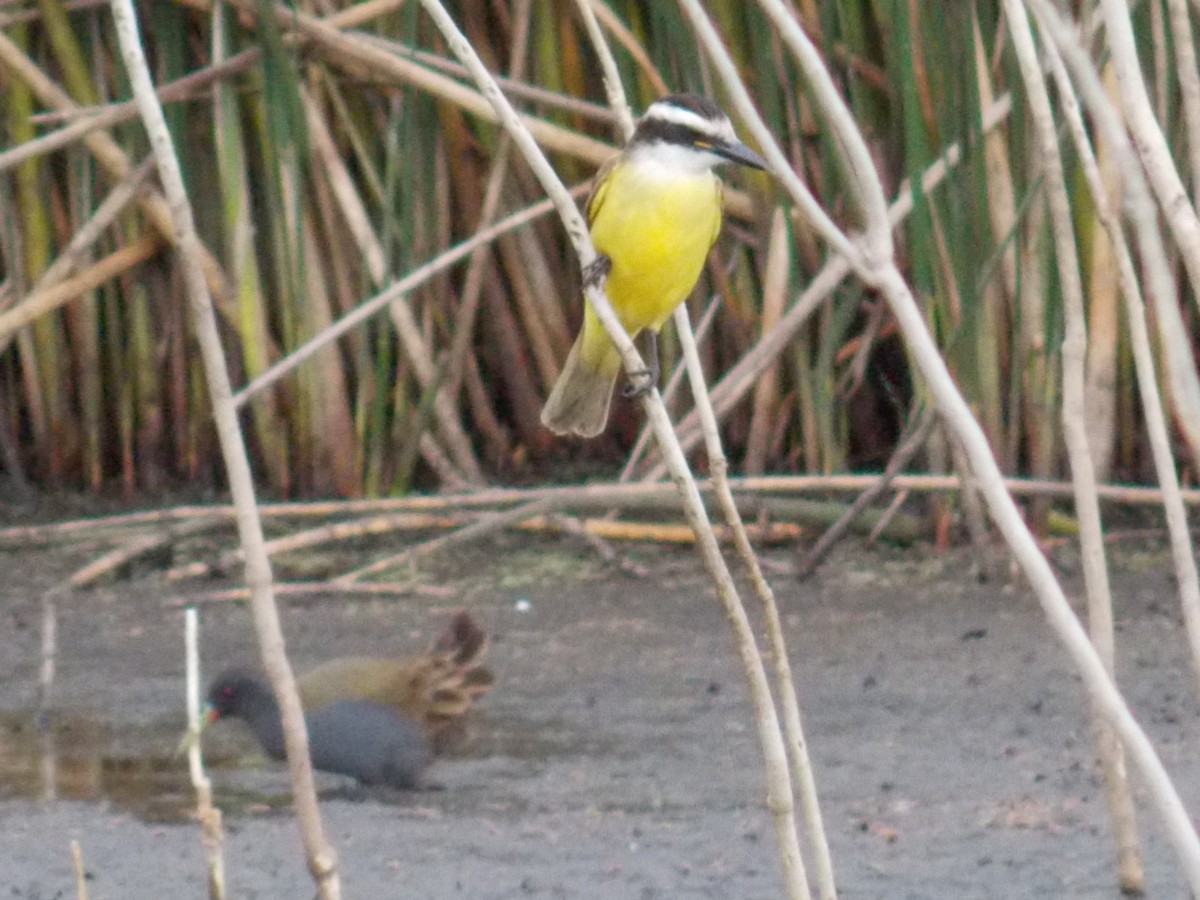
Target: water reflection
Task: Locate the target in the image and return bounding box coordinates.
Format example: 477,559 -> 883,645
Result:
0,710 -> 197,823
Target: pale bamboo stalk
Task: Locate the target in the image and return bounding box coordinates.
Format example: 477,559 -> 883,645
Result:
1031,0 -> 1200,693
1166,0 -> 1200,210
0,50 -> 260,174
586,0 -> 671,96
223,0 -> 614,165
334,499 -> 556,584
0,233 -> 161,345
1002,2 -> 1142,888
798,404 -> 936,578
573,0 -> 634,138
0,30 -> 232,305
444,0 -> 532,402
734,0 -> 1200,888
745,208 -> 790,475
232,192 -> 574,407
70,840 -> 87,900
0,158 -> 156,352
108,4 -> 340,897
7,470 -> 1200,544
1098,0 -> 1200,312
302,85 -> 482,484
641,96 -> 1015,480
677,303 -> 831,899
619,296 -> 722,483
184,608 -> 226,900
413,3 -> 811,897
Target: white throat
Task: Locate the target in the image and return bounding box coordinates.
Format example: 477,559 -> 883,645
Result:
625,141 -> 725,178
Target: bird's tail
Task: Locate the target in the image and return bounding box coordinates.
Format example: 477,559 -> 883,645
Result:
421,611 -> 495,748
540,329 -> 622,438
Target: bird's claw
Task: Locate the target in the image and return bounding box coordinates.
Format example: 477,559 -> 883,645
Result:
622,367 -> 658,398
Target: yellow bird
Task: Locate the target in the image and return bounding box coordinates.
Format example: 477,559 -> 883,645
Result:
540,93 -> 768,438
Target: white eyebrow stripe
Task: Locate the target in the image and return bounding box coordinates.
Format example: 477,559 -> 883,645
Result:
641,103 -> 725,135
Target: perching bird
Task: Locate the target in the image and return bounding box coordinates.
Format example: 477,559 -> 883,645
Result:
206,670 -> 432,789
540,93 -> 767,438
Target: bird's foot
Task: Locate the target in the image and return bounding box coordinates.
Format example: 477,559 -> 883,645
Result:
582,254 -> 612,289
622,369 -> 658,398
622,331 -> 660,398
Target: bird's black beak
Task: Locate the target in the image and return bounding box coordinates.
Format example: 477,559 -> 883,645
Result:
713,139 -> 769,171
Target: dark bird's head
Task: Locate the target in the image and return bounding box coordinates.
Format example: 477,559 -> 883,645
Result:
205,668 -> 275,725
627,93 -> 768,174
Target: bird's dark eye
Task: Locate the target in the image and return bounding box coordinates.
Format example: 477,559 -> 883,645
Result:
222,687 -> 232,697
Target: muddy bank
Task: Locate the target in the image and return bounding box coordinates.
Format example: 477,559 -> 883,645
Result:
1,536 -> 1197,898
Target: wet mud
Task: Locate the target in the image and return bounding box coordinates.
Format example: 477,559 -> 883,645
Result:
1,534 -> 1197,898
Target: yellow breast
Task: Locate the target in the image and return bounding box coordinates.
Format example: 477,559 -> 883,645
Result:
587,162 -> 722,335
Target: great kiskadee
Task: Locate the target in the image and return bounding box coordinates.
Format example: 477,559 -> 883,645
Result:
540,93 -> 768,438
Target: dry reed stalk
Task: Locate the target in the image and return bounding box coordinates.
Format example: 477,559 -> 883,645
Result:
0,31 -> 233,306
1168,0 -> 1200,207
640,96 -> 1016,480
677,300 -> 834,898
0,49 -> 261,174
184,608 -> 226,900
109,3 -> 341,896
70,840 -> 88,900
4,472 -> 1200,548
737,0 -> 1200,886
219,0 -> 614,165
744,208 -> 790,475
1096,0 -> 1200,309
0,234 -> 161,345
1030,0 -> 1200,691
1003,3 -> 1142,886
0,158 -> 153,352
798,403 -> 935,578
415,3 -> 814,897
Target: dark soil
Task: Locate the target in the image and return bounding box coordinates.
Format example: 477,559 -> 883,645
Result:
1,527 -> 1197,899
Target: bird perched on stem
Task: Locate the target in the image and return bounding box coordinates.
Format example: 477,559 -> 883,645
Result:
540,93 -> 768,438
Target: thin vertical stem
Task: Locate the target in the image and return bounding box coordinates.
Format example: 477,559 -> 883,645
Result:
108,3 -> 340,896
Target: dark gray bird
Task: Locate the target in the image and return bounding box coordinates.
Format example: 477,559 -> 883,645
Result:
206,669 -> 431,789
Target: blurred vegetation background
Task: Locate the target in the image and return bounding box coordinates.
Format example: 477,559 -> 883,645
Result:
0,0 -> 1196,503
